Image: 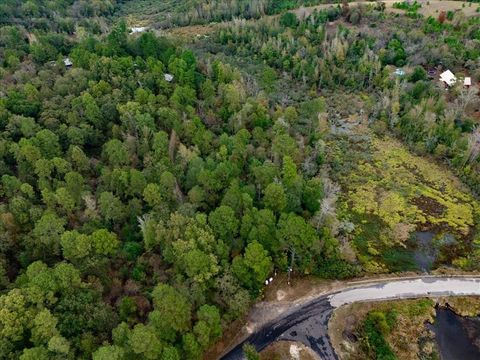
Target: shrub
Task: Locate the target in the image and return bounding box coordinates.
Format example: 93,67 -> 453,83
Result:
279,12 -> 298,28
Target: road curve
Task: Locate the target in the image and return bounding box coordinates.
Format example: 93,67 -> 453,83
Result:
220,277 -> 480,360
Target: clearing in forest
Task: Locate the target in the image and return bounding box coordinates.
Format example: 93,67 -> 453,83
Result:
330,134 -> 480,273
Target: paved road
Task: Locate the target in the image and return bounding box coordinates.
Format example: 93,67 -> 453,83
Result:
220,277 -> 480,360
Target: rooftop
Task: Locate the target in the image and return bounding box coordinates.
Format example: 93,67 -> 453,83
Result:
440,70 -> 456,86
130,27 -> 148,34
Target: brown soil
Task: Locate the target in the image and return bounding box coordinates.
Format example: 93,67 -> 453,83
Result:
162,24 -> 216,39
260,341 -> 320,360
263,273 -> 336,303
411,195 -> 445,217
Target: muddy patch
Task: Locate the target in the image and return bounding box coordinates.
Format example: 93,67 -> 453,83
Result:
260,340 -> 320,360
412,231 -> 437,272
411,195 -> 445,217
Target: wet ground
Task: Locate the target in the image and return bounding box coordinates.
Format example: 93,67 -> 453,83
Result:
413,231 -> 437,272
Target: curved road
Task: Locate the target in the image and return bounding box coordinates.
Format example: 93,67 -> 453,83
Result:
220,277 -> 480,360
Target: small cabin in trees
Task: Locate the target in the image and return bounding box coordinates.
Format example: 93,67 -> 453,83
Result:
440,70 -> 456,87
130,27 -> 148,34
63,58 -> 73,67
164,74 -> 174,82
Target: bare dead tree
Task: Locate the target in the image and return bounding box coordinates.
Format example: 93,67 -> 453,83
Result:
465,127 -> 480,165
168,129 -> 177,163
456,86 -> 478,116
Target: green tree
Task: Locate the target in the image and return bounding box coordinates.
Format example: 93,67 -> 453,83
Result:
143,183 -> 162,208
260,66 -> 277,93
0,289 -> 32,343
61,231 -> 91,261
93,345 -> 125,360
193,305 -> 222,349
280,12 -> 298,28
103,139 -> 129,167
182,333 -> 202,360
31,309 -> 59,345
277,213 -> 321,272
55,187 -> 76,214
263,183 -> 287,213
149,284 -> 192,342
32,212 -> 66,258
409,66 -> 427,82
302,178 -> 324,213
183,249 -> 219,283
233,241 -> 272,291
129,324 -> 163,359
208,206 -> 239,243
243,344 -> 260,360
20,347 -> 50,360
282,156 -> 298,187
98,192 -> 125,223
106,20 -> 128,56
47,335 -> 70,355
91,229 -> 119,256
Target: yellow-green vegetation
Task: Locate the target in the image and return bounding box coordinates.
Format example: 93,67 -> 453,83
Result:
350,137 -> 478,233
330,299 -> 437,360
437,296 -> 480,317
335,135 -> 480,272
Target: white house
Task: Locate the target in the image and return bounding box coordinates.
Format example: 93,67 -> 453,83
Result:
464,77 -> 472,88
63,58 -> 73,67
164,73 -> 174,82
440,70 -> 457,87
130,27 -> 148,34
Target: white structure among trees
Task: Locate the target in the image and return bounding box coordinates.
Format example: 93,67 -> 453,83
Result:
440,70 -> 457,87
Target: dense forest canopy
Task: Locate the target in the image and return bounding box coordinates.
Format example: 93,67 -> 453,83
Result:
0,0 -> 480,359
0,0 -> 116,32
0,10 -> 347,360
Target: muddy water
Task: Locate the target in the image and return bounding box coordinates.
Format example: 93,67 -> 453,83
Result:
429,307 -> 480,360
